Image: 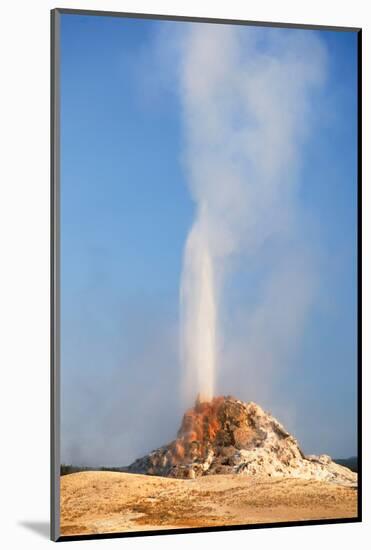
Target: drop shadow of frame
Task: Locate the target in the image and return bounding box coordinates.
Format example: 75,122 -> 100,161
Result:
18,521 -> 49,539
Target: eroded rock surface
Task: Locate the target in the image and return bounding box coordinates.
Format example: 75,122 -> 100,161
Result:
127,396 -> 356,486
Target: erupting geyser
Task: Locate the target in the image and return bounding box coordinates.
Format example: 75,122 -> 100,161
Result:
178,25 -> 327,407
180,224 -> 217,404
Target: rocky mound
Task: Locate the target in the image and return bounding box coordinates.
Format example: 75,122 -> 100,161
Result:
127,396 -> 356,486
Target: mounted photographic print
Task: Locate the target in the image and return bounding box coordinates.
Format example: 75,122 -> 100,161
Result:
51,8 -> 361,541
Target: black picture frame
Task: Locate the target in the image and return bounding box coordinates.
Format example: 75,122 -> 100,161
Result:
51,8 -> 362,542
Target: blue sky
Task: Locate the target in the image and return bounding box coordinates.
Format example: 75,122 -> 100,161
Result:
60,14 -> 358,466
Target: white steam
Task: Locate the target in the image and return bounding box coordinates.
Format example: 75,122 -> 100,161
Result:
179,25 -> 327,406
180,218 -> 217,402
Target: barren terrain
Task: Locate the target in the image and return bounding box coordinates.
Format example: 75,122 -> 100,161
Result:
60,471 -> 357,536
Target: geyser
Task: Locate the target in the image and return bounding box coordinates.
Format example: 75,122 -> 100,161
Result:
180,221 -> 217,403
179,25 -> 327,406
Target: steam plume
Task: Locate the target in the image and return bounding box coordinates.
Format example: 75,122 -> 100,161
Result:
179,25 -> 326,405
180,219 -> 217,402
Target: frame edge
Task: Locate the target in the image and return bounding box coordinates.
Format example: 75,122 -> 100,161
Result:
51,7 -> 61,543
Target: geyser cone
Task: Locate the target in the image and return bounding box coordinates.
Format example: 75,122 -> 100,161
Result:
127,395 -> 357,487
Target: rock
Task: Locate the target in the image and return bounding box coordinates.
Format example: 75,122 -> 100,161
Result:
127,396 -> 357,487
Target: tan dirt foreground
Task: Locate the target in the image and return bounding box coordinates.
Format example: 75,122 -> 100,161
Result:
60,471 -> 357,536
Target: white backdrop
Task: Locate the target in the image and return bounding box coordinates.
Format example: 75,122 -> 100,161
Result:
0,1 -> 369,548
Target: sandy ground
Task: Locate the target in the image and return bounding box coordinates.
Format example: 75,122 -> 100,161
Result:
60,471 -> 357,536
